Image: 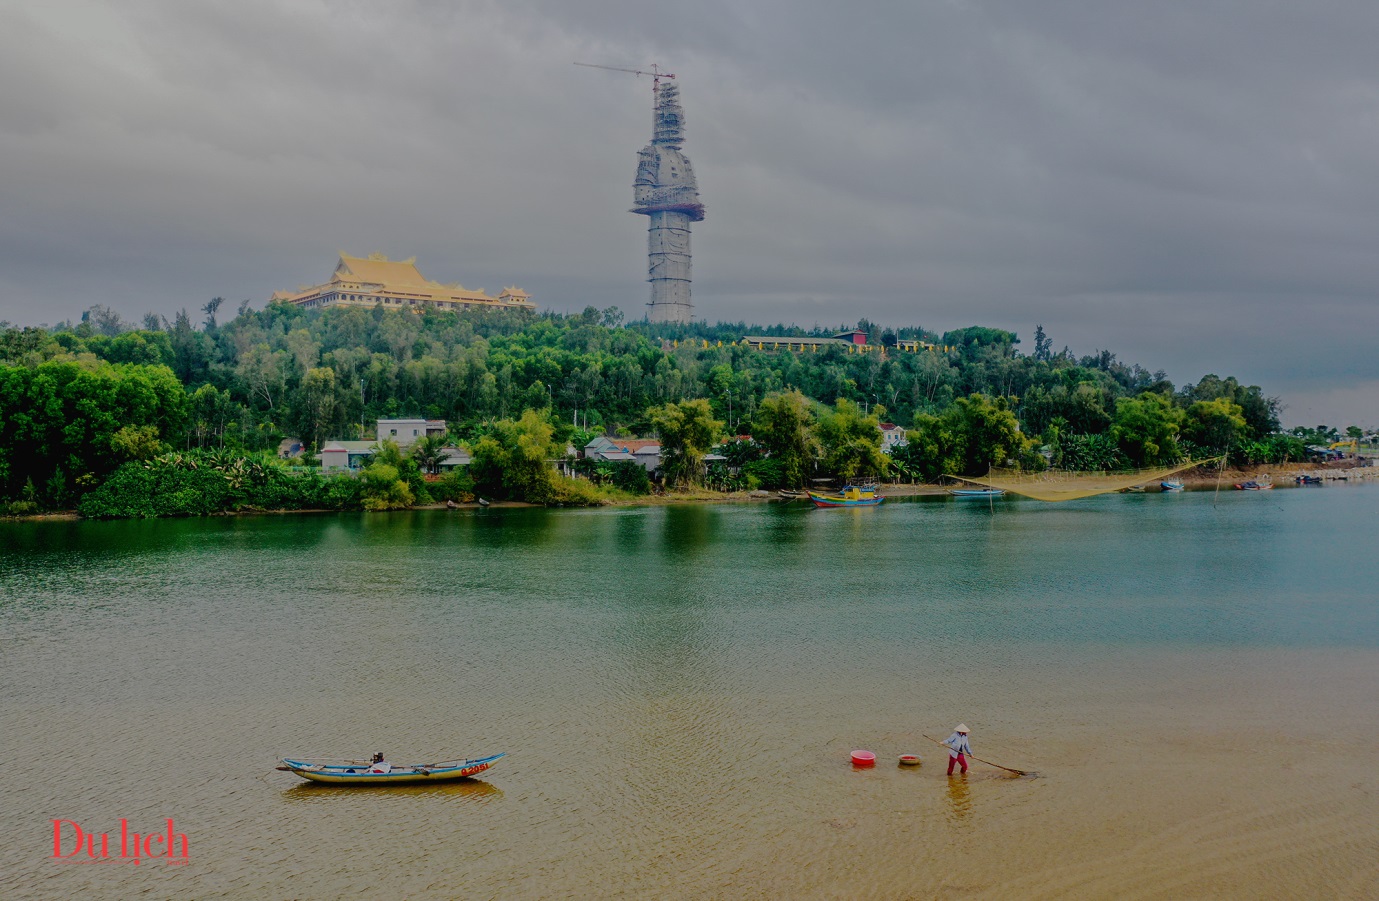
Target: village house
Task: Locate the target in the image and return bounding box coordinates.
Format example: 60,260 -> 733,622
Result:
583,437 -> 664,474
437,446 -> 472,471
878,423 -> 908,453
740,328 -> 945,355
376,418 -> 447,448
319,441 -> 379,472
320,439 -> 472,473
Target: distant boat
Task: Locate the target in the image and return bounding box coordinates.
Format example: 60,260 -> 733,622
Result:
1160,480 -> 1184,492
1294,475 -> 1323,485
948,488 -> 1006,498
808,485 -> 883,507
778,489 -> 807,500
278,753 -> 506,785
1234,480 -> 1274,491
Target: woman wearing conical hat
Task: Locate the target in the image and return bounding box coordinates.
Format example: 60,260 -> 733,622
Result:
943,724 -> 972,775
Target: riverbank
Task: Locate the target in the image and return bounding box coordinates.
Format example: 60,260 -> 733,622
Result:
4,462 -> 1373,521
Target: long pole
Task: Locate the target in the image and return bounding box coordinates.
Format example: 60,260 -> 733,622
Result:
921,735 -> 1037,777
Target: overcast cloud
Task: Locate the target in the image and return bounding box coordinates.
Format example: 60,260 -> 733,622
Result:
1,0 -> 1376,425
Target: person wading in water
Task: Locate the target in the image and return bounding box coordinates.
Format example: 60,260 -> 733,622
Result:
943,724 -> 972,775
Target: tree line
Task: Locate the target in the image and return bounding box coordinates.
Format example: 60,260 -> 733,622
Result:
0,301 -> 1314,513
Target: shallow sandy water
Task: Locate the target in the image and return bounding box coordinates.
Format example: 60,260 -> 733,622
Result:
2,489 -> 1376,898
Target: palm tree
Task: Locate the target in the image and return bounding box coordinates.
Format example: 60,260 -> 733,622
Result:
410,434 -> 450,475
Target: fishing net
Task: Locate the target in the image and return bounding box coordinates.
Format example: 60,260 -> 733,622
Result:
955,458 -> 1218,502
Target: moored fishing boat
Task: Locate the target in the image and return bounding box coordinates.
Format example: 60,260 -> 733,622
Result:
807,485 -> 883,507
947,488 -> 1006,498
1160,480 -> 1184,491
1234,480 -> 1273,491
278,752 -> 506,785
1294,475 -> 1323,485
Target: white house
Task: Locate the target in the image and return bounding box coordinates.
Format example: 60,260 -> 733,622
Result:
377,418 -> 446,448
878,422 -> 908,453
320,441 -> 378,471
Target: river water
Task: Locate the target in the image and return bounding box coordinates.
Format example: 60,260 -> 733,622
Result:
2,486 -> 1377,899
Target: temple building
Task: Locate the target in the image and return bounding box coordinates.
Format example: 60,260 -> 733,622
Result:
272,254 -> 535,313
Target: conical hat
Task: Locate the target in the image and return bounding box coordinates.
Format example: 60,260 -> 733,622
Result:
954,723 -> 969,733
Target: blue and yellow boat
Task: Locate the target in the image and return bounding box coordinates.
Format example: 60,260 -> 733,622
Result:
279,753 -> 505,785
807,485 -> 883,507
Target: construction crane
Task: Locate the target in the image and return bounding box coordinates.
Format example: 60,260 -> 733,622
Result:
574,62 -> 676,91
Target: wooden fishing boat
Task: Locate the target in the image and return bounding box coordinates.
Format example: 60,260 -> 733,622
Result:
1160,480 -> 1184,491
1234,480 -> 1273,491
278,752 -> 505,785
807,485 -> 883,507
947,488 -> 1005,498
1294,475 -> 1323,485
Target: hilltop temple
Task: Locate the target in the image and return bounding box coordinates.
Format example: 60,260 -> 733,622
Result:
272,254 -> 535,313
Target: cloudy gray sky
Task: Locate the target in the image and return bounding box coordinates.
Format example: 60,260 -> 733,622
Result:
2,0 -> 1376,426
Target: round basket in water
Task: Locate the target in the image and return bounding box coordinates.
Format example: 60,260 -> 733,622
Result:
898,754 -> 922,766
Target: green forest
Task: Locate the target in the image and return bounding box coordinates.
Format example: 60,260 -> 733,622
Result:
0,300 -> 1324,517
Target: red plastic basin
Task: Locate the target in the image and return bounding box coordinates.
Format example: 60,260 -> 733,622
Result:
851,749 -> 876,767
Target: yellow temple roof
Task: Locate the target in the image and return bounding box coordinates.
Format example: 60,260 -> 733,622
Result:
332,254 -> 431,288
273,254 -> 533,310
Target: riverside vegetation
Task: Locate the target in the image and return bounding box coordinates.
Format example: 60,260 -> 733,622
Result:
0,301 -> 1334,518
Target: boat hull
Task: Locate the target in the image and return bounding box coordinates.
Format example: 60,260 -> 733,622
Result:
281,753 -> 505,785
807,487 -> 883,507
809,496 -> 883,507
948,489 -> 1005,498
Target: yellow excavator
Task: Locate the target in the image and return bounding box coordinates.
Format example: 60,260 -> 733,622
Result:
1329,439 -> 1358,457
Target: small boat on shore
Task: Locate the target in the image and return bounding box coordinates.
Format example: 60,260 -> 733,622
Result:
1160,480 -> 1184,492
808,485 -> 883,507
1234,480 -> 1273,491
778,489 -> 807,500
948,488 -> 1005,498
279,753 -> 505,785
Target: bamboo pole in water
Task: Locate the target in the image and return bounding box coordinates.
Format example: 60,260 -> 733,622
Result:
922,735 -> 1038,777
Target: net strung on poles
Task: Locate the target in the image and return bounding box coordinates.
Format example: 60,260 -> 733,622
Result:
954,458 -> 1219,502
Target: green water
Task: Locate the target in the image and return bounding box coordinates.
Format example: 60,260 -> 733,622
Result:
3,487 -> 1377,899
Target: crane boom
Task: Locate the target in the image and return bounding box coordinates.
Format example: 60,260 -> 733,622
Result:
574,61 -> 676,84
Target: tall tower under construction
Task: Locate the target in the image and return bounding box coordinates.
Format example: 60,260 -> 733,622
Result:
631,80 -> 704,324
